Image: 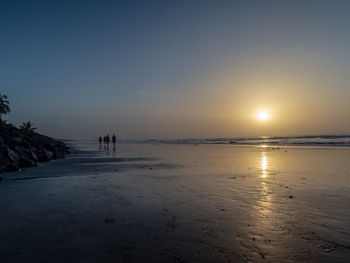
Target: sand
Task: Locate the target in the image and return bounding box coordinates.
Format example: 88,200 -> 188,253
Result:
1,141 -> 350,262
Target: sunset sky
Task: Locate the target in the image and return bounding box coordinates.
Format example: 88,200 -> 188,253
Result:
1,0 -> 350,139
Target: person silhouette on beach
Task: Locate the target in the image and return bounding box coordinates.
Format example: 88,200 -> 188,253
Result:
99,136 -> 102,144
106,134 -> 110,145
112,134 -> 116,144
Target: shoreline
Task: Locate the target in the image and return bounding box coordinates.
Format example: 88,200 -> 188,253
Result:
1,142 -> 350,262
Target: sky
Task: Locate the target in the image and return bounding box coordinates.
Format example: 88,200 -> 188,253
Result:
1,0 -> 350,139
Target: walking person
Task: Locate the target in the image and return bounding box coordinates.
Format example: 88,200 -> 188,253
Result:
112,134 -> 116,144
99,136 -> 102,144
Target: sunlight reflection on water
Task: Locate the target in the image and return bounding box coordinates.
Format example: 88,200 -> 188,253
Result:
259,150 -> 273,214
261,152 -> 268,179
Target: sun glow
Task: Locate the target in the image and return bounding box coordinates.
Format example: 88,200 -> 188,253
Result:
257,111 -> 269,121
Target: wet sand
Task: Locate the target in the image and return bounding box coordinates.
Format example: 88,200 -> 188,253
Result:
1,142 -> 350,262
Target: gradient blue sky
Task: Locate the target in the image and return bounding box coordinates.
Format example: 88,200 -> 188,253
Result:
1,0 -> 350,139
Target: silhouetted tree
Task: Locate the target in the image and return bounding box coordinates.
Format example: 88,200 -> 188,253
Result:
20,121 -> 37,133
0,94 -> 10,121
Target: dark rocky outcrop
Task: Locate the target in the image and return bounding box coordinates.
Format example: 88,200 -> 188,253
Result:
0,121 -> 69,173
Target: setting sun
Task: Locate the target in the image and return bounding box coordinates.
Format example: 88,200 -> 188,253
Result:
257,111 -> 269,121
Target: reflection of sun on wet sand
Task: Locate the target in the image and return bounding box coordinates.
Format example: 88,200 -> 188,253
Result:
261,151 -> 268,179
1,142 -> 350,262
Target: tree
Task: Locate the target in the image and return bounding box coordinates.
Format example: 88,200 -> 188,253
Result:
20,121 -> 37,133
0,94 -> 10,121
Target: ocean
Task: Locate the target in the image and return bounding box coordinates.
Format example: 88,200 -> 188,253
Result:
122,135 -> 350,147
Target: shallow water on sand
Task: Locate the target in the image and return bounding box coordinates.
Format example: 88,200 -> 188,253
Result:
1,142 -> 350,262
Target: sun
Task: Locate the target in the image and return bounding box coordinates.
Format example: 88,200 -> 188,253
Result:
257,111 -> 269,121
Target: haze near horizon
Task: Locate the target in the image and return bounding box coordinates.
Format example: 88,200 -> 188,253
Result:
1,0 -> 350,139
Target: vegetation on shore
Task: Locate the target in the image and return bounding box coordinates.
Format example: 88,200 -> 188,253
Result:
0,94 -> 70,173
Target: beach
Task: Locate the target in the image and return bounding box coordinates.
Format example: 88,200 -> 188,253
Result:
1,141 -> 350,262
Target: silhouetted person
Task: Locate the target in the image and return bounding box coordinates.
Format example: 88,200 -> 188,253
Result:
112,134 -> 116,144
103,136 -> 107,149
106,134 -> 110,145
99,136 -> 102,144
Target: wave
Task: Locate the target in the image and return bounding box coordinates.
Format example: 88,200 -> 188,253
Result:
122,135 -> 350,147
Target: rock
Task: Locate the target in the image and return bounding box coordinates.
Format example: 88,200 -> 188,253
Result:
7,148 -> 21,164
19,158 -> 37,168
0,121 -> 69,173
52,149 -> 65,159
27,150 -> 38,162
37,149 -> 53,162
288,195 -> 294,199
0,148 -> 21,172
12,137 -> 22,143
0,148 -> 10,171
